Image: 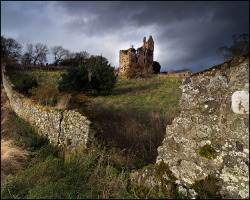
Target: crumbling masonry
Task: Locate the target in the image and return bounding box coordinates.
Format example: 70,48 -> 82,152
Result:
119,35 -> 154,75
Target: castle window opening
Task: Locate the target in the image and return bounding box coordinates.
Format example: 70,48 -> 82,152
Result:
136,57 -> 138,63
144,51 -> 145,56
144,59 -> 145,63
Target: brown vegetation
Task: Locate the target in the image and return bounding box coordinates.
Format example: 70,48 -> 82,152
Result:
1,88 -> 29,187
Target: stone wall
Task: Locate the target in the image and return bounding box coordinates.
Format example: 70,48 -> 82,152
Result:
130,56 -> 249,199
165,70 -> 195,78
2,65 -> 93,151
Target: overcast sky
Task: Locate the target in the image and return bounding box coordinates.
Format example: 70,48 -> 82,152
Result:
1,1 -> 249,72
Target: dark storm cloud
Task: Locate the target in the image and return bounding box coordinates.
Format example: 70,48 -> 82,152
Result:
1,1 -> 249,72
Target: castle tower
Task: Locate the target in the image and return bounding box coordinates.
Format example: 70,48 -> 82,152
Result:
143,37 -> 146,48
119,36 -> 154,76
147,35 -> 154,51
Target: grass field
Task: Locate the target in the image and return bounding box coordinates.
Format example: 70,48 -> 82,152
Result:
1,69 -> 183,199
22,71 -> 182,167
87,75 -> 182,167
9,70 -> 182,167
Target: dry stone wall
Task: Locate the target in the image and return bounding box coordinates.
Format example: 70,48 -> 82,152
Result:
130,56 -> 249,199
2,65 -> 93,151
158,56 -> 249,198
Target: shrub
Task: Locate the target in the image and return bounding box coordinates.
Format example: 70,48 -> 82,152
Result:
90,56 -> 117,94
67,92 -> 89,113
153,61 -> 161,74
29,86 -> 63,107
13,74 -> 38,96
58,67 -> 89,93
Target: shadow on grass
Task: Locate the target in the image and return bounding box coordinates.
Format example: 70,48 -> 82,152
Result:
87,104 -> 171,169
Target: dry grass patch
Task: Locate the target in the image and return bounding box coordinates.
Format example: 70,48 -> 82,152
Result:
1,139 -> 29,185
56,93 -> 72,109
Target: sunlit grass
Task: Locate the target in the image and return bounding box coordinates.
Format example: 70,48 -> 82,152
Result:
26,71 -> 63,90
91,75 -> 182,120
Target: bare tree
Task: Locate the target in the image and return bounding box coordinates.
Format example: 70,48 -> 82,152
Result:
75,51 -> 89,66
60,51 -> 89,68
33,43 -> 49,65
217,33 -> 249,60
1,36 -> 22,62
22,43 -> 34,65
50,45 -> 70,65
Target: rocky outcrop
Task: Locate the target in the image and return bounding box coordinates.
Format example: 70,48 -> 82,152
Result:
2,65 -> 94,151
131,56 -> 249,199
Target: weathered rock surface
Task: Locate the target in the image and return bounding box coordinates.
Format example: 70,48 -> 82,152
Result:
156,56 -> 249,199
131,56 -> 249,199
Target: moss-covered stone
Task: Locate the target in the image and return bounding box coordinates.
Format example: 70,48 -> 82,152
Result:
199,144 -> 217,159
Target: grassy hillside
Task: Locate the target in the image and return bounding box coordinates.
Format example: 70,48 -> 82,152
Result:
9,70 -> 182,167
23,71 -> 182,167
87,76 -> 182,168
2,69 -> 183,198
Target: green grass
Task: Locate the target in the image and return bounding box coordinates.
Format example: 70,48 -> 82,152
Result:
26,71 -> 63,90
11,70 -> 182,168
1,111 -> 134,199
86,75 -> 182,168
5,68 -> 182,168
3,70 -> 183,198
91,75 -> 182,119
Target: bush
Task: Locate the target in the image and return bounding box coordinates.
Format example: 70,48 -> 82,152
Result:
29,86 -> 64,107
13,74 -> 38,96
67,92 -> 89,113
58,67 -> 89,93
90,56 -> 117,94
153,61 -> 161,74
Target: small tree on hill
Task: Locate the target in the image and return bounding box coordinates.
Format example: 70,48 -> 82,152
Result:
90,56 -> 117,94
58,66 -> 89,93
153,61 -> 161,74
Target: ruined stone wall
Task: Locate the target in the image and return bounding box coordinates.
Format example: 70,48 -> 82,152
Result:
165,71 -> 194,78
130,56 -> 249,199
156,56 -> 249,198
2,65 -> 93,151
119,36 -> 154,75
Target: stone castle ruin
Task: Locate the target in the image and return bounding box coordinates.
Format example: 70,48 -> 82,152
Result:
119,35 -> 154,75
